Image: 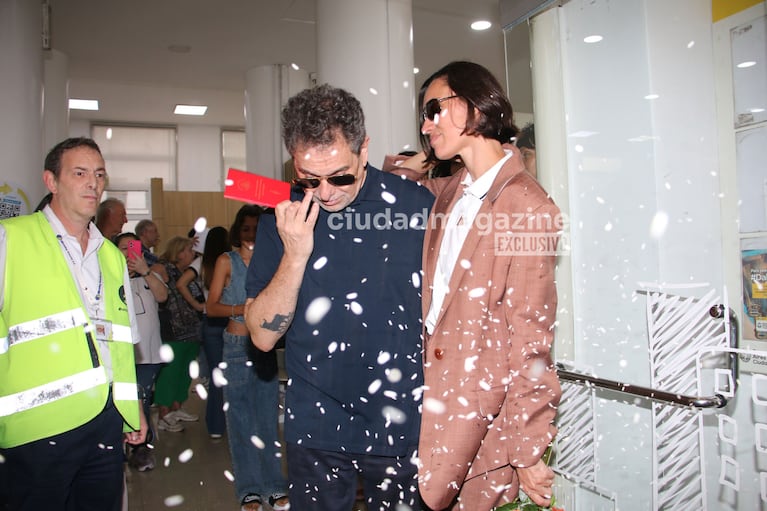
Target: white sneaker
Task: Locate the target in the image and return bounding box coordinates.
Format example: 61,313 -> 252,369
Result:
167,409 -> 198,422
158,416 -> 184,432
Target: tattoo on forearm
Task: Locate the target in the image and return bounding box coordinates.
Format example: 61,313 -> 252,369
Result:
261,313 -> 293,334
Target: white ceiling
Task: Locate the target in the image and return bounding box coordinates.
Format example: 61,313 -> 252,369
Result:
49,0 -> 531,128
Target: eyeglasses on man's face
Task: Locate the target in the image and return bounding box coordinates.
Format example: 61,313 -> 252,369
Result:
292,174 -> 357,189
421,95 -> 460,124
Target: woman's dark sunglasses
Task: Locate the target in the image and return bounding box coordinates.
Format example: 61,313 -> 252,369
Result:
292,174 -> 356,189
421,95 -> 460,124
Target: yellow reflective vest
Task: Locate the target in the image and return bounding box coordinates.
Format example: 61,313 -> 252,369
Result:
0,212 -> 139,448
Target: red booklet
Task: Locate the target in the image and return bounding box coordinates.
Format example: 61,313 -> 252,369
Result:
224,168 -> 291,208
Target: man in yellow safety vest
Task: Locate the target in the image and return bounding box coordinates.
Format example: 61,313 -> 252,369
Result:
0,137 -> 147,510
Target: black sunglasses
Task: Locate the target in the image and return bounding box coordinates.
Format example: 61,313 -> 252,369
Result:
292,174 -> 356,189
421,95 -> 460,124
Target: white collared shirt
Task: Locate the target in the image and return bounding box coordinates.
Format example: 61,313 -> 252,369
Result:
425,150 -> 513,334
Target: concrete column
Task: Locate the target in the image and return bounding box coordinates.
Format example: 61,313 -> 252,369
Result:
316,0 -> 417,168
245,64 -> 310,181
43,49 -> 70,156
0,0 -> 46,216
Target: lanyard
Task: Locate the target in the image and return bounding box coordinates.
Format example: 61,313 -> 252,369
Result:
56,234 -> 103,306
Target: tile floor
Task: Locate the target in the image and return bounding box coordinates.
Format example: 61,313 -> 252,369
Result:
125,384 -> 369,511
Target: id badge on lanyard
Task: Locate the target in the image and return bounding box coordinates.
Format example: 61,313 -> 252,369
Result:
92,318 -> 113,342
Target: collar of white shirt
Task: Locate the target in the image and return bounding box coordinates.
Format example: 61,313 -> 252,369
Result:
459,149 -> 514,200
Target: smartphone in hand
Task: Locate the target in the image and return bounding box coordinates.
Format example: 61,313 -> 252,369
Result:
127,240 -> 142,260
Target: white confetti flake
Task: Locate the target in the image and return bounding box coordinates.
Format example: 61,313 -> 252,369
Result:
381,191 -> 397,204
377,351 -> 392,365
328,341 -> 338,354
382,405 -> 407,424
385,368 -> 402,383
649,211 -> 669,239
178,448 -> 194,463
368,379 -> 382,394
464,355 -> 479,372
188,359 -> 200,379
212,367 -> 227,388
424,397 -> 447,414
459,259 -> 472,269
159,344 -> 174,363
193,217 -> 207,233
224,469 -> 235,482
251,435 -> 265,449
468,287 -> 486,298
194,383 -> 208,400
313,256 -> 328,270
350,301 -> 363,315
164,495 -> 185,507
305,297 -> 332,325
411,272 -> 421,289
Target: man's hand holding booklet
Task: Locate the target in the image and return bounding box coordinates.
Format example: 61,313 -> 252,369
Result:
224,168 -> 291,208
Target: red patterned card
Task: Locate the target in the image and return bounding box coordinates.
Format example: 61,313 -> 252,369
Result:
224,168 -> 290,208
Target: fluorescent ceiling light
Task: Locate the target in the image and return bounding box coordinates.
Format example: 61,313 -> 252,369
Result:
471,20 -> 492,31
583,35 -> 603,43
69,99 -> 99,111
174,104 -> 208,116
737,61 -> 756,68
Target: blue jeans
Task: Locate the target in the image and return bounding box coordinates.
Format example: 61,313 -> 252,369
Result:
135,363 -> 161,443
200,316 -> 227,436
222,331 -> 287,501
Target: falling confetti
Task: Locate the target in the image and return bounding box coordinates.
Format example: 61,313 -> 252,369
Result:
188,359 -> 200,379
381,191 -> 397,204
313,256 -> 328,270
305,296 -> 332,324
649,211 -> 669,239
251,435 -> 265,449
178,448 -> 194,463
349,301 -> 363,315
159,344 -> 175,362
164,495 -> 185,507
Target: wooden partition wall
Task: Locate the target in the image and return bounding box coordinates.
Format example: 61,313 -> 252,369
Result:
149,178 -> 249,255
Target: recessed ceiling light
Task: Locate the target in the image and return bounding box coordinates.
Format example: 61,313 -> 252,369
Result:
291,63 -> 300,70
413,67 -> 420,74
174,104 -> 208,116
584,35 -> 603,43
751,107 -> 765,113
737,61 -> 756,68
69,99 -> 99,111
645,94 -> 660,100
471,20 -> 492,31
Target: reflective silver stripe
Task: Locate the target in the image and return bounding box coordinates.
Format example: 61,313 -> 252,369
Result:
111,324 -> 133,343
0,367 -> 107,417
6,308 -> 88,349
112,381 -> 138,401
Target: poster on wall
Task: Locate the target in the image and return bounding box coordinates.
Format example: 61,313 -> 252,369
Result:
742,248 -> 767,340
0,181 -> 31,219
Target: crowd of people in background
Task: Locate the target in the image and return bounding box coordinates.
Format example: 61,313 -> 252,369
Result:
0,60 -> 559,511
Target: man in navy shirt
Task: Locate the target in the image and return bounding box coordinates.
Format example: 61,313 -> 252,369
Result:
245,84 -> 433,511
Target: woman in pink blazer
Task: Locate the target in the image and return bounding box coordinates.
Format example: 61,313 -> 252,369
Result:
415,61 -> 562,511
